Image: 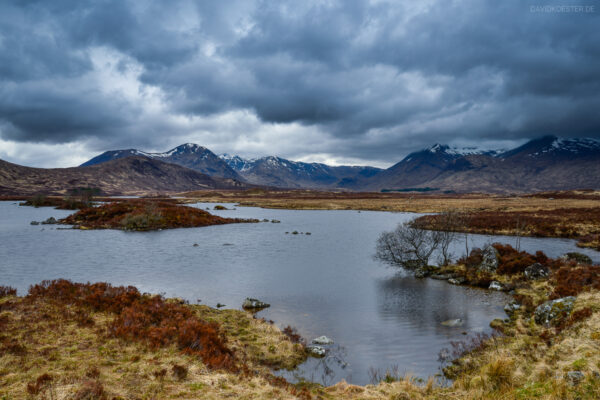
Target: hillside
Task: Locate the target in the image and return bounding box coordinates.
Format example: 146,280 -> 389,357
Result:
0,156 -> 248,196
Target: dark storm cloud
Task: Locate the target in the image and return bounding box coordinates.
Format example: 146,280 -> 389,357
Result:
0,0 -> 599,164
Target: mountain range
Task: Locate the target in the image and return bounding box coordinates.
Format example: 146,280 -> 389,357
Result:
1,135 -> 599,195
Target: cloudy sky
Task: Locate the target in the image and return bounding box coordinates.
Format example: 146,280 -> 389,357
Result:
0,0 -> 598,168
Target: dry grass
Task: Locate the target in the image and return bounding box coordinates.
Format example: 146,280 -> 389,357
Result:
179,189 -> 600,214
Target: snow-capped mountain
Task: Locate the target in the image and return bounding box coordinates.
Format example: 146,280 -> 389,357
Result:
219,154 -> 381,189
78,136 -> 600,192
81,144 -> 241,179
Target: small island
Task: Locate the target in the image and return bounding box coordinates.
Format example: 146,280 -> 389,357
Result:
60,200 -> 257,231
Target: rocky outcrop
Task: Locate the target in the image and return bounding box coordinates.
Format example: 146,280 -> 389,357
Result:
534,296 -> 575,326
524,263 -> 550,280
242,298 -> 270,310
477,246 -> 499,273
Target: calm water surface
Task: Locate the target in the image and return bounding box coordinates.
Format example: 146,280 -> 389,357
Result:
1,201 -> 598,385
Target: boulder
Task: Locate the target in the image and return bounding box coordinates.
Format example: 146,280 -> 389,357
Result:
271,219 -> 281,223
563,252 -> 593,265
30,221 -> 39,225
488,281 -> 504,291
524,263 -> 550,280
242,298 -> 270,310
534,296 -> 575,326
41,217 -> 57,225
477,246 -> 499,273
312,336 -> 334,345
566,371 -> 585,386
307,345 -> 326,357
504,301 -> 521,316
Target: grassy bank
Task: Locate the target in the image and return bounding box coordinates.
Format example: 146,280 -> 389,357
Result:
2,262 -> 600,399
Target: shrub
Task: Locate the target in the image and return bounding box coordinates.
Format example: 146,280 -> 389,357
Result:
493,243 -> 541,275
282,326 -> 305,345
74,379 -> 106,400
26,373 -> 53,395
551,266 -> 600,298
0,286 -> 16,298
27,280 -> 237,372
172,364 -> 188,380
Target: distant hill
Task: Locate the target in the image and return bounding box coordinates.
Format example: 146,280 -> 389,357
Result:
0,156 -> 249,196
219,154 -> 381,189
81,144 -> 241,180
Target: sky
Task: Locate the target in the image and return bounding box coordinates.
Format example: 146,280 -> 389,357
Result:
0,0 -> 599,168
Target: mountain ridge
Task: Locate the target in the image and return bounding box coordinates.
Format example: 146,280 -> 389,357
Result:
74,135 -> 600,193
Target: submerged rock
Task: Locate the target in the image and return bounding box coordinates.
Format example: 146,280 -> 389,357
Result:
441,318 -> 463,327
312,336 -> 334,345
448,277 -> 466,285
307,345 -> 327,357
524,263 -> 550,280
430,273 -> 455,280
242,298 -> 270,310
534,296 -> 575,326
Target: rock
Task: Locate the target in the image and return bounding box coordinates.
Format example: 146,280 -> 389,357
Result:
41,217 -> 57,225
488,281 -> 504,291
305,232 -> 311,235
566,371 -> 585,386
524,263 -> 550,280
441,318 -> 463,327
222,243 -> 234,246
262,218 -> 269,222
30,221 -> 39,225
414,268 -> 429,279
271,219 -> 281,223
534,296 -> 575,326
563,252 -> 593,265
312,336 -> 334,345
292,231 -> 299,235
216,303 -> 226,308
242,298 -> 270,310
307,345 -> 327,357
214,205 -> 228,210
504,301 -> 521,316
477,246 -> 499,273
448,277 -> 466,285
430,273 -> 455,280
193,243 -> 199,247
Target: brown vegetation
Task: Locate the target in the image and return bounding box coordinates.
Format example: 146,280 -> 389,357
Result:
414,207 -> 600,249
60,200 -> 257,230
28,279 -> 238,371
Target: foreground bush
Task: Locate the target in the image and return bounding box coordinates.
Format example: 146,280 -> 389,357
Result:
28,280 -> 237,371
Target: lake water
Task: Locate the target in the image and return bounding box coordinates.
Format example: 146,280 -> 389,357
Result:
1,201 -> 598,385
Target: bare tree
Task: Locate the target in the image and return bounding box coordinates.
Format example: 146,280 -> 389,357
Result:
375,222 -> 442,270
435,211 -> 462,266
